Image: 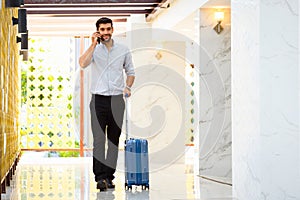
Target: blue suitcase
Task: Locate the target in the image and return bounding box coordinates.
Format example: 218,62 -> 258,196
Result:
124,98 -> 149,190
125,138 -> 149,190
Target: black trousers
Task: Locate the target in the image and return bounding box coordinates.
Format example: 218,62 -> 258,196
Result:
90,94 -> 125,182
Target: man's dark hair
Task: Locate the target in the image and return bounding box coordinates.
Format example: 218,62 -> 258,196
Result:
96,17 -> 113,29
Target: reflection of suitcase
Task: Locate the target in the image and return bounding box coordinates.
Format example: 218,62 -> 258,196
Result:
124,98 -> 149,190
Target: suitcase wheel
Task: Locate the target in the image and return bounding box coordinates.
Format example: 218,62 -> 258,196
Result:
142,185 -> 149,190
125,183 -> 132,190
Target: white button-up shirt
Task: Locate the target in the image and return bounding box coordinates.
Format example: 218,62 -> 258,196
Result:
89,40 -> 135,96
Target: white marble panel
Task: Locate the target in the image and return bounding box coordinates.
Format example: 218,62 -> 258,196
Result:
232,0 -> 300,199
130,43 -> 187,171
199,8 -> 232,179
231,1 -> 261,199
260,0 -> 300,199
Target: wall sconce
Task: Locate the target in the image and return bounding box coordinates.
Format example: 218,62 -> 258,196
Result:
5,0 -> 24,7
20,50 -> 28,61
213,11 -> 224,34
12,9 -> 27,33
18,9 -> 27,33
16,31 -> 28,50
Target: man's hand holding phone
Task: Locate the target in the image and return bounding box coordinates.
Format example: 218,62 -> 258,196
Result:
92,32 -> 102,45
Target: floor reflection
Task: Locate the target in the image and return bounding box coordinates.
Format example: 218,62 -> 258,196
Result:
96,190 -> 115,200
125,190 -> 150,200
1,150 -> 233,200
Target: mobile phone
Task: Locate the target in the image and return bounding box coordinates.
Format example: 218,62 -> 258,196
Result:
97,35 -> 104,44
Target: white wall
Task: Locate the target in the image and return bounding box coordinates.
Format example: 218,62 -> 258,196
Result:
152,0 -> 232,183
151,0 -> 208,29
125,24 -> 187,171
232,0 -> 300,199
198,7 -> 232,181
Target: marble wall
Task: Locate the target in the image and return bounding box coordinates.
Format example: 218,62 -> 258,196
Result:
125,25 -> 189,171
198,8 -> 232,181
231,1 -> 261,199
232,0 -> 300,199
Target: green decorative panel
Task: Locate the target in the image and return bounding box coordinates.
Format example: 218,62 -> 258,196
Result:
185,62 -> 198,145
21,37 -> 76,150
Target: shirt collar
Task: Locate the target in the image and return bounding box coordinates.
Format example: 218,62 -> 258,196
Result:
99,39 -> 117,48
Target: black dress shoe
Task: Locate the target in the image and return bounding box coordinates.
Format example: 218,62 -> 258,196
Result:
105,178 -> 115,189
96,179 -> 108,191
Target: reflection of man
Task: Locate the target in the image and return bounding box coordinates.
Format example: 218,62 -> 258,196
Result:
79,17 -> 135,191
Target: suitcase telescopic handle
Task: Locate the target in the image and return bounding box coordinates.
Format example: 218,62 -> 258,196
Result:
125,94 -> 129,142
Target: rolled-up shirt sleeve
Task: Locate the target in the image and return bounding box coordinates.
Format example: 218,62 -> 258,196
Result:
123,49 -> 135,76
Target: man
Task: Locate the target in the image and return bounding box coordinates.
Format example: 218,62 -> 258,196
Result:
79,17 -> 135,191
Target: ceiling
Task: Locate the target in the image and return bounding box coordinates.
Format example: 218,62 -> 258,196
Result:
22,0 -> 170,36
201,0 -> 230,8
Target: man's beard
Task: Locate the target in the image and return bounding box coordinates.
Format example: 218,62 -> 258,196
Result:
102,34 -> 112,43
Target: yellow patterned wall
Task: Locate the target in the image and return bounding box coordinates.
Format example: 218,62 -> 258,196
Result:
0,2 -> 21,185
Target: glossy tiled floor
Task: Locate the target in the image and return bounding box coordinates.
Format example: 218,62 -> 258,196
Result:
1,149 -> 233,200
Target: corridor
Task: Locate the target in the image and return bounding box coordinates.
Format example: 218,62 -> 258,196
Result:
1,0 -> 300,199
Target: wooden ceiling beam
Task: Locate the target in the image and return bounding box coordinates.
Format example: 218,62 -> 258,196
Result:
24,4 -> 159,8
24,0 -> 161,4
26,9 -> 149,15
